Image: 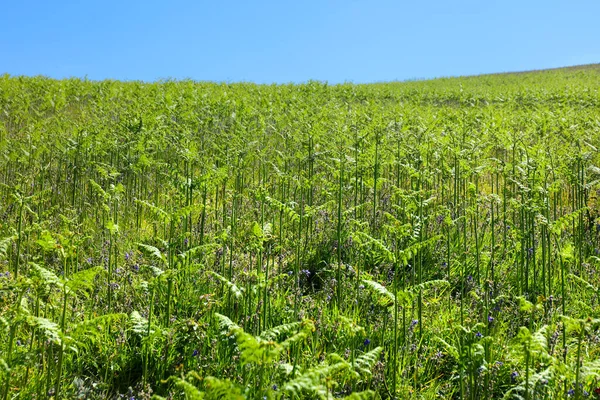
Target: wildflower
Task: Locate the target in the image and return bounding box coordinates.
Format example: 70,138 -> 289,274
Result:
272,385 -> 278,391
441,261 -> 447,267
567,388 -> 575,396
488,315 -> 494,323
359,284 -> 365,290
475,332 -> 483,339
132,264 -> 140,272
125,251 -> 131,261
192,349 -> 198,357
287,270 -> 293,276
511,371 -> 518,382
363,338 -> 371,346
86,257 -> 93,264
410,319 -> 418,327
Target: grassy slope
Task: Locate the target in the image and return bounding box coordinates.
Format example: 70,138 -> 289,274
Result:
1,65 -> 600,399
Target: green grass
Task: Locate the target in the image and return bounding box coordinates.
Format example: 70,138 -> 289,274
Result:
1,65 -> 600,399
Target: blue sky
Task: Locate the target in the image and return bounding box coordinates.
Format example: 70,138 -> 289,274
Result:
2,1 -> 599,83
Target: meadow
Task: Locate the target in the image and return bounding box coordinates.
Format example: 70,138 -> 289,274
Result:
1,65 -> 600,399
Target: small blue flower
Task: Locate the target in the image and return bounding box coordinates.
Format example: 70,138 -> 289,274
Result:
192,349 -> 199,357
475,332 -> 483,339
272,384 -> 278,391
410,319 -> 418,327
511,371 -> 518,382
488,315 -> 494,323
363,338 -> 371,346
567,388 -> 575,396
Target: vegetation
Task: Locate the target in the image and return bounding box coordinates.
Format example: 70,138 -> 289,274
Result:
1,65 -> 600,399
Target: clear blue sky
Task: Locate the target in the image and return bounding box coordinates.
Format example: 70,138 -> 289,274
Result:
2,1 -> 599,83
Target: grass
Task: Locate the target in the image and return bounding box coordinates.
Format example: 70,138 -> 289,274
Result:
1,65 -> 600,399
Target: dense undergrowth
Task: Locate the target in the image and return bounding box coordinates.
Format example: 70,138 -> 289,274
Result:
1,65 -> 600,399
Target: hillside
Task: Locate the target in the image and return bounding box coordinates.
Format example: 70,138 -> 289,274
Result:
1,65 -> 600,399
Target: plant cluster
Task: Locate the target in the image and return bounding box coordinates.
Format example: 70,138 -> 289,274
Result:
2,66 -> 600,398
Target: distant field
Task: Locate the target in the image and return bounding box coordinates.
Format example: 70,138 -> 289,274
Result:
1,65 -> 600,399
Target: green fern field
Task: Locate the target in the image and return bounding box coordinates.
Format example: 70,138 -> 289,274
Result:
2,66 -> 600,399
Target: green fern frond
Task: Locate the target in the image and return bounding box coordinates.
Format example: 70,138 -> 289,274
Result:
353,347 -> 383,377
0,236 -> 15,259
338,316 -> 366,338
66,266 -> 105,297
26,316 -> 61,345
361,279 -> 395,307
551,207 -> 587,235
72,313 -> 127,337
203,376 -> 245,400
343,390 -> 377,399
137,243 -> 166,264
130,311 -> 152,336
566,273 -> 597,292
29,262 -> 62,287
167,376 -> 205,400
283,357 -> 352,399
264,195 -> 300,223
88,179 -> 109,202
135,199 -> 170,221
210,272 -> 244,299
353,232 -> 394,263
397,235 -> 442,266
259,321 -> 303,341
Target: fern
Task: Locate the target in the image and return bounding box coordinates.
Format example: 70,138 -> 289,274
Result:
283,354 -> 352,399
167,376 -> 205,400
138,243 -> 166,264
353,347 -> 383,378
343,390 -> 377,399
202,376 -> 245,400
29,262 -> 62,287
264,195 -> 300,223
361,279 -> 395,307
259,321 -> 303,341
130,311 -> 152,336
550,207 -> 587,235
210,272 -> 244,299
26,316 -> 61,345
135,199 -> 170,221
0,236 -> 15,259
65,266 -> 105,297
